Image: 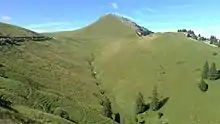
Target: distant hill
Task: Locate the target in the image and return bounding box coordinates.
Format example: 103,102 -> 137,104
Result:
0,22 -> 40,37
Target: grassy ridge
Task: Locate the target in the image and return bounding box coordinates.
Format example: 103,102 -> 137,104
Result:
0,22 -> 39,37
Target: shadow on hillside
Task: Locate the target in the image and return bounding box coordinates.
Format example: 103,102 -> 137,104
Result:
138,103 -> 150,114
216,70 -> 220,80
143,103 -> 150,112
158,97 -> 170,110
0,96 -> 18,113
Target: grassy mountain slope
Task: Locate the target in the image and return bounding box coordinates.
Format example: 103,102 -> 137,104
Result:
0,22 -> 39,36
2,14 -> 220,124
92,32 -> 220,124
0,21 -> 117,123
0,38 -> 117,123
54,15 -> 220,123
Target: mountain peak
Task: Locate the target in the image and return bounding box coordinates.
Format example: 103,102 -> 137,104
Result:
72,13 -> 153,38
99,13 -> 153,37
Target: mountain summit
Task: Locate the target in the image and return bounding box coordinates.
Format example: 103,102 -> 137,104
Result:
116,14 -> 153,36
73,14 -> 153,38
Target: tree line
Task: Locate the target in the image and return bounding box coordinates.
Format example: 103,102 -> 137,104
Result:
177,29 -> 220,47
101,86 -> 169,124
199,61 -> 220,92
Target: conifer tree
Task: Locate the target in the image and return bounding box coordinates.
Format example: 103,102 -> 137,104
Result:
135,92 -> 146,114
202,61 -> 209,79
102,97 -> 113,118
150,86 -> 160,111
209,62 -> 218,80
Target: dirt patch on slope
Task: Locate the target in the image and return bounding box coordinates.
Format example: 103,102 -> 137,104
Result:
138,34 -> 158,49
100,41 -> 122,62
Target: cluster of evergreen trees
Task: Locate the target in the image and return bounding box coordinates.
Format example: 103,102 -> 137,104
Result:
202,61 -> 219,80
177,29 -> 220,47
178,29 -> 200,40
101,86 -> 169,123
101,97 -> 121,123
135,86 -> 169,116
199,61 -> 220,92
135,86 -> 163,114
210,35 -> 220,46
134,86 -> 169,123
177,29 -> 187,32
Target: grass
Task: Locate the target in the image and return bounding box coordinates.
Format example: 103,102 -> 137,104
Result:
0,22 -> 39,37
92,31 -> 220,124
1,14 -> 220,124
0,32 -> 111,123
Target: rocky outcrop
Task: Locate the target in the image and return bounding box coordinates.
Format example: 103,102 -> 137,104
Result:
104,14 -> 153,37
119,16 -> 153,37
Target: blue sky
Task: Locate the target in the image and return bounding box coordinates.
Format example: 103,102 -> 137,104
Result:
0,0 -> 220,38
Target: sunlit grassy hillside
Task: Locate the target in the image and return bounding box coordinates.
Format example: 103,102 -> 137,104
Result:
1,14 -> 220,124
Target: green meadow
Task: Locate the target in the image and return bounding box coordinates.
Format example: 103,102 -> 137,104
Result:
0,14 -> 220,124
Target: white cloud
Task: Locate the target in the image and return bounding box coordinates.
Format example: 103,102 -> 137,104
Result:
0,15 -> 12,22
26,22 -> 72,28
29,27 -> 80,33
132,7 -> 156,19
145,8 -> 156,13
111,2 -> 118,9
24,21 -> 78,33
165,4 -> 193,9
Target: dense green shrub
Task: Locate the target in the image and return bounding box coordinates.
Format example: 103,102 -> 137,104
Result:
135,92 -> 146,114
199,79 -> 208,92
102,98 -> 112,118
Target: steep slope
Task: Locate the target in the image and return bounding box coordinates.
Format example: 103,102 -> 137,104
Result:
93,32 -> 220,124
120,16 -> 153,36
0,22 -> 39,37
0,23 -> 115,123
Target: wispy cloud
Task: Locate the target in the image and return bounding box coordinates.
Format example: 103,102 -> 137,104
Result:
30,27 -> 81,33
165,4 -> 193,9
26,22 -> 72,28
111,2 -> 118,9
0,15 -> 12,22
145,8 -> 156,13
132,7 -> 156,18
24,21 -> 79,33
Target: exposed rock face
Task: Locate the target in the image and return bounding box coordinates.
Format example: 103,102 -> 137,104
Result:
119,16 -> 153,37
105,14 -> 153,37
